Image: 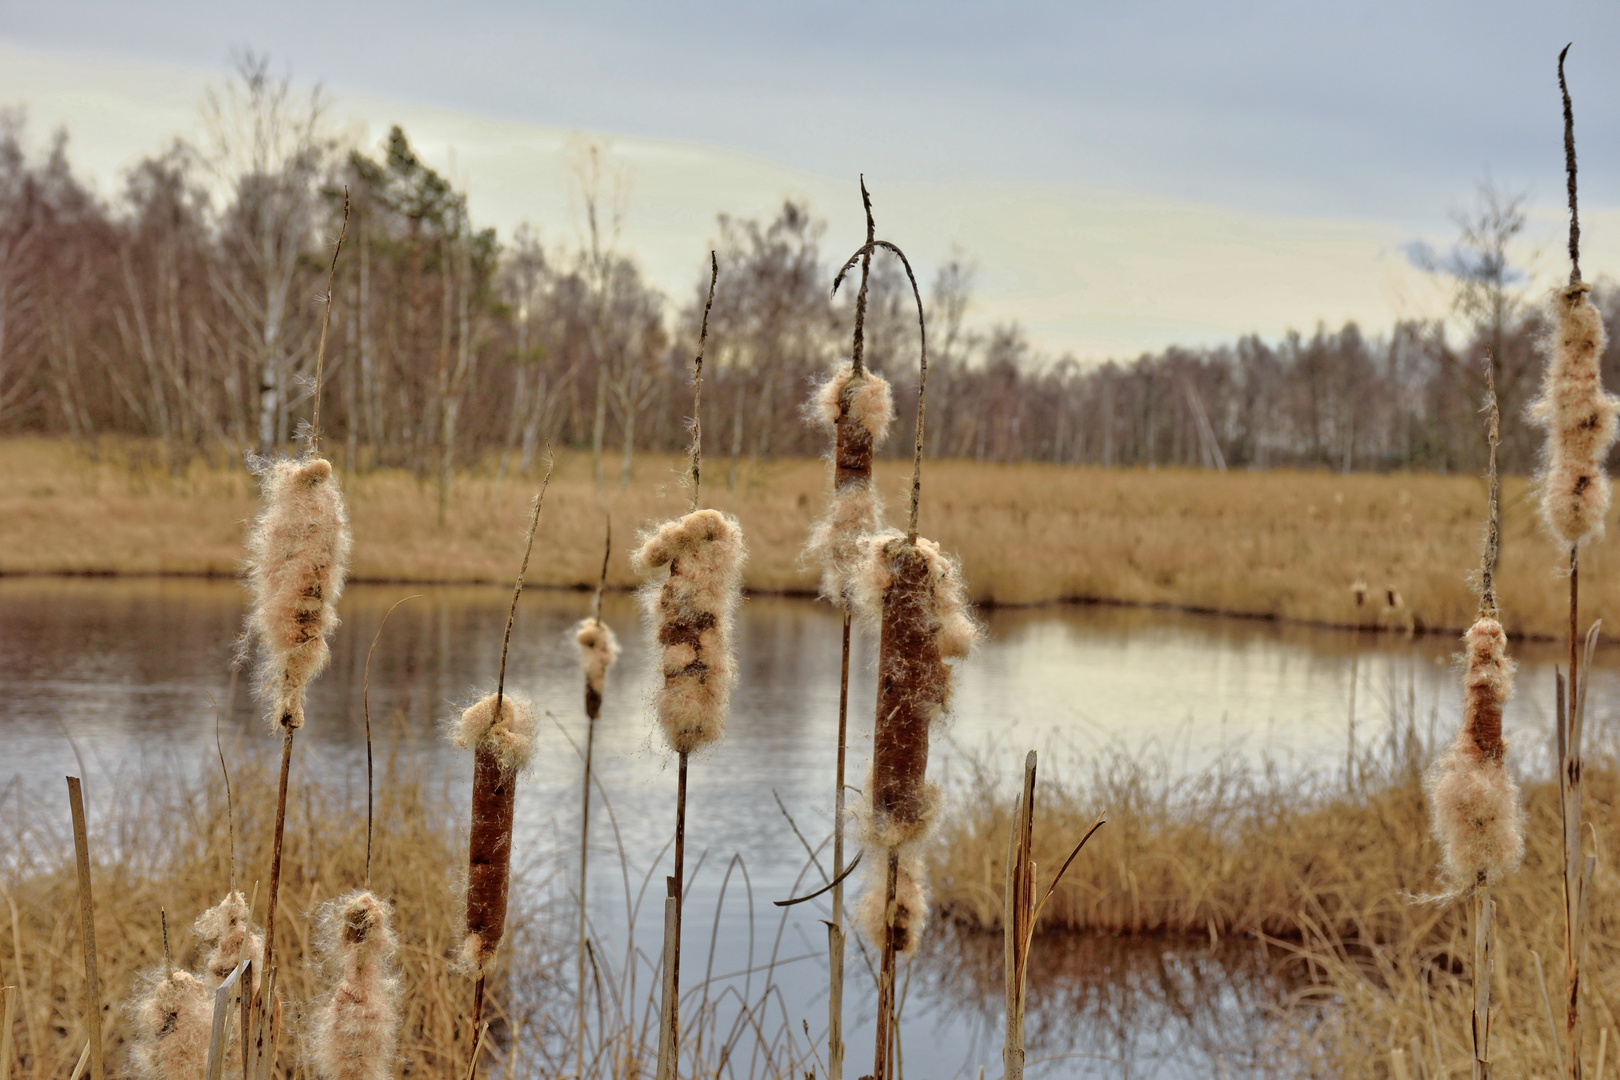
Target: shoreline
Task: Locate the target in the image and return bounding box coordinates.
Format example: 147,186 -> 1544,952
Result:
3,564 -> 1587,643
4,436 -> 1616,640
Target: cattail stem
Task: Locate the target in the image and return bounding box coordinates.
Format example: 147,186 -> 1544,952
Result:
873,848 -> 900,1080
689,254 -> 717,511
575,521 -> 610,1080
261,729 -> 294,988
1562,544 -> 1586,1080
1472,890 -> 1495,1080
827,607 -> 852,1080
655,753 -> 689,1080
66,777 -> 103,1080
310,189 -> 350,455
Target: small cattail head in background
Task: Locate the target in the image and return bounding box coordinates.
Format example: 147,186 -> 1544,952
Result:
193,890 -> 263,994
804,363 -> 896,602
452,692 -> 539,775
855,855 -> 929,957
633,508 -> 747,754
1528,283 -> 1619,546
574,617 -> 621,720
1425,616 -> 1525,892
127,968 -> 212,1080
307,890 -> 403,1080
243,456 -> 353,730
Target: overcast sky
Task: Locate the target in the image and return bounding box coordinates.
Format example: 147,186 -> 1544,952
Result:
3,1 -> 1619,358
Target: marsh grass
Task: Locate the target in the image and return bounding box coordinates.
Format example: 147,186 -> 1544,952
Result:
931,732 -> 1620,1077
10,437 -> 1620,640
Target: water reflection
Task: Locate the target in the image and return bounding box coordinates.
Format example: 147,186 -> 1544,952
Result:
1,577 -> 1609,1077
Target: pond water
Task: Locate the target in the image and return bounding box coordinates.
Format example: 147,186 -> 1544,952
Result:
2,578 -> 1613,1078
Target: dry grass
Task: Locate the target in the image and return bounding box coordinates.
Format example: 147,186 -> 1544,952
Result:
0,748 -> 558,1080
4,437 -> 1616,639
930,742 -> 1620,1077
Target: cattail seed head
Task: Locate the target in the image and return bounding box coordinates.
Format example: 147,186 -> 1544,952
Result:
574,617 -> 621,720
193,890 -> 263,994
853,530 -> 977,845
1425,616 -> 1525,891
1529,284 -> 1619,546
804,364 -> 895,602
633,508 -> 747,754
453,692 -> 539,775
127,968 -> 212,1080
451,692 -> 536,974
855,856 -> 929,957
308,890 -> 402,1080
244,456 -> 353,730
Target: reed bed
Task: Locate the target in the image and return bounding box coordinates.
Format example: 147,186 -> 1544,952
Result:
0,753 -> 555,1080
931,739 -> 1620,1076
10,437 -> 1620,640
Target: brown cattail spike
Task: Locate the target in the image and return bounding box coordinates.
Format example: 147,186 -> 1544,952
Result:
453,693 -> 537,973
308,890 -> 402,1080
855,533 -> 975,843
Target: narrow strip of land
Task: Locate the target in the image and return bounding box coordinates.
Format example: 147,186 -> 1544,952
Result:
2,438 -> 1607,639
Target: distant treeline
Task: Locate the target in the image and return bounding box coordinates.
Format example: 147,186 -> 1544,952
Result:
2,60 -> 1615,482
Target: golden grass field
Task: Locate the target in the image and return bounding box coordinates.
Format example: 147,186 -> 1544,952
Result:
2,436 -> 1618,639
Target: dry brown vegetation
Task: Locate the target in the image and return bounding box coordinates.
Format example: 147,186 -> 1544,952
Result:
931,744 -> 1620,1077
6,437 -> 1620,640
0,752 -> 556,1080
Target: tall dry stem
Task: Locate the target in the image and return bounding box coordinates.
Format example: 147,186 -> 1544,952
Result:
66,777 -> 103,1080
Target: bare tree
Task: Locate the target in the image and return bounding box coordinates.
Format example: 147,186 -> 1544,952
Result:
201,50 -> 329,454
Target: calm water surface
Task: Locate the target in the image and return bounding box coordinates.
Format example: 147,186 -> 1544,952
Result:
3,579 -> 1613,1078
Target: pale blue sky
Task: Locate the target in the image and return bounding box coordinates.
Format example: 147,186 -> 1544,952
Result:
3,1 -> 1618,356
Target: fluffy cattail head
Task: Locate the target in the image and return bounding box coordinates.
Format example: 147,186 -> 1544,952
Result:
193,890 -> 263,993
574,617 -> 621,720
804,364 -> 896,602
1425,615 -> 1525,892
452,692 -> 538,775
127,968 -> 212,1080
855,856 -> 929,957
633,508 -> 748,754
244,456 -> 353,730
308,890 -> 402,1080
1529,284 -> 1619,546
